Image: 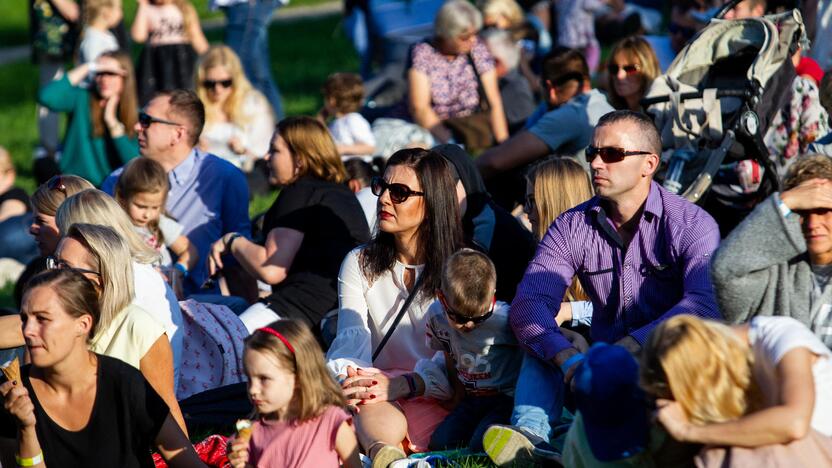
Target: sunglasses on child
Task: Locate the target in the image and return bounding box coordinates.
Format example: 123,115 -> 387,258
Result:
439,293 -> 496,325
138,112 -> 183,130
202,79 -> 233,89
585,145 -> 653,163
371,176 -> 424,204
607,64 -> 641,76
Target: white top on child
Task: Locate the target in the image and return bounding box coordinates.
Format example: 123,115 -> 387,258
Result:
133,214 -> 184,267
79,27 -> 119,64
749,316 -> 832,436
326,248 -> 451,399
426,300 -> 523,396
328,112 -> 376,162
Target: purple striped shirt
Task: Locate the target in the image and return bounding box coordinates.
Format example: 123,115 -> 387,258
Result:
511,181 -> 722,360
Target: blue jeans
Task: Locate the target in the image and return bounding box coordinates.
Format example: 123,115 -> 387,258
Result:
430,393 -> 514,452
511,353 -> 564,441
0,213 -> 38,264
344,8 -> 371,79
222,0 -> 285,119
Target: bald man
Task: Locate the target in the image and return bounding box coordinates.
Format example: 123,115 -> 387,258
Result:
483,110 -> 722,465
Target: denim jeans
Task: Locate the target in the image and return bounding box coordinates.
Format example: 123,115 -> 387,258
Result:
222,0 -> 285,119
429,393 -> 514,452
511,353 -> 564,441
0,213 -> 39,264
344,8 -> 371,79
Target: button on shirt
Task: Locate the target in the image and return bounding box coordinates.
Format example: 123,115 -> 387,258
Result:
103,149 -> 251,289
510,181 -> 722,360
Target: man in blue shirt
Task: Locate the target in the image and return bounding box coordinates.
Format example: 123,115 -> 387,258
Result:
103,89 -> 251,292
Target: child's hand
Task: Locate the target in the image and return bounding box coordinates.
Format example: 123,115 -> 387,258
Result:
227,436 -> 250,468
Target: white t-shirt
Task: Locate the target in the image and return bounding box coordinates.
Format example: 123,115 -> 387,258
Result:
79,27 -> 119,64
354,186 -> 376,233
749,316 -> 832,436
201,92 -> 275,169
328,113 -> 376,160
132,261 -> 184,385
134,215 -> 185,267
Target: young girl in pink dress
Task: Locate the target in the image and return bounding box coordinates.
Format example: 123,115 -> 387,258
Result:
228,320 -> 362,468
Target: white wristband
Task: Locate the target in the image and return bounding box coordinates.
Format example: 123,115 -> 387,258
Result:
87,62 -> 98,76
778,198 -> 793,218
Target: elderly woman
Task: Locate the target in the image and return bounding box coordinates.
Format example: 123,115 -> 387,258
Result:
408,0 -> 508,149
0,269 -> 205,467
37,51 -> 139,186
606,36 -> 661,112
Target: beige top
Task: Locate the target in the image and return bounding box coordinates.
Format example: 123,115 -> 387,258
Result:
90,303 -> 166,370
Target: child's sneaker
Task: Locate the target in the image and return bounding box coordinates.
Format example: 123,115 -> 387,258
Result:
483,424 -> 563,467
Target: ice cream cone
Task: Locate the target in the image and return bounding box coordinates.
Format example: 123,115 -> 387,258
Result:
1,357 -> 20,384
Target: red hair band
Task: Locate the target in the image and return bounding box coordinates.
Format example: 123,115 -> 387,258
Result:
257,327 -> 295,354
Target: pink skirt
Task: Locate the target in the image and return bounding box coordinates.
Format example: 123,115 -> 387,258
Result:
382,368 -> 449,453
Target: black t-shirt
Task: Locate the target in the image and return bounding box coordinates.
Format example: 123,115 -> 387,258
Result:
262,177 -> 371,325
0,187 -> 31,212
0,355 -> 169,468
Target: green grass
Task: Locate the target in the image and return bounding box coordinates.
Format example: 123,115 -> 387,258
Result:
0,0 -> 336,48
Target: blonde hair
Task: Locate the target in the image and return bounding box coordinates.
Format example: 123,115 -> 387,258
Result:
527,158 -> 592,301
65,223 -> 135,338
31,175 -> 95,217
607,36 -> 661,111
244,320 -> 346,422
55,189 -> 160,264
0,146 -> 12,173
441,248 -> 497,318
277,117 -> 347,184
83,0 -> 119,26
640,315 -> 762,426
114,158 -> 170,247
196,45 -> 270,128
479,0 -> 524,29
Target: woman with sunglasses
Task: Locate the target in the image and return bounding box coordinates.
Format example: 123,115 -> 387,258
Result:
0,268 -> 206,468
208,116 -> 369,332
37,51 -> 139,186
605,36 -> 661,112
326,148 -> 464,466
195,46 -> 275,172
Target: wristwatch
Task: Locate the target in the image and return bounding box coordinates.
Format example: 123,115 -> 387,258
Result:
225,232 -> 243,252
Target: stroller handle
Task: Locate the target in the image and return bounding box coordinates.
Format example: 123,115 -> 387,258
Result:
641,89 -> 751,107
715,0 -> 744,19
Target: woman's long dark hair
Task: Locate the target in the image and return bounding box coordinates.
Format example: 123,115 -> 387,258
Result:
360,148 -> 463,300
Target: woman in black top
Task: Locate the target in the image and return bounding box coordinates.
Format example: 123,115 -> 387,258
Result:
208,117 -> 370,330
0,269 -> 204,468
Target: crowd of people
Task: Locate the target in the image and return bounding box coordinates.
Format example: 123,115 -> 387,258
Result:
3,0 -> 832,467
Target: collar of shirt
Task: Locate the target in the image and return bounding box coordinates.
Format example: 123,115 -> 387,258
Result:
589,181 -> 664,248
169,148 -> 203,188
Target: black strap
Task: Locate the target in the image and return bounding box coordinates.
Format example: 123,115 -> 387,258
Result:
372,273 -> 425,361
466,52 -> 490,111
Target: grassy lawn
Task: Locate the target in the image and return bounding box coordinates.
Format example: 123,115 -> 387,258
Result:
0,0 -> 337,48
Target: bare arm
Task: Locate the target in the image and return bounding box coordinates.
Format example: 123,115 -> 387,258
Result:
131,0 -> 150,43
476,131 -> 550,180
140,335 -> 188,436
480,69 -> 508,143
335,420 -> 362,468
337,143 -> 377,157
0,316 -> 23,349
186,5 -> 209,55
208,229 -> 303,285
658,347 -> 817,447
168,235 -> 198,272
408,69 -> 452,143
50,0 -> 80,22
155,414 -> 208,468
0,200 -> 27,223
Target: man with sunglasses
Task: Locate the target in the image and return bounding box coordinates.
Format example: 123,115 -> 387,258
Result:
476,48 -> 614,208
485,110 -> 721,465
102,89 -> 250,293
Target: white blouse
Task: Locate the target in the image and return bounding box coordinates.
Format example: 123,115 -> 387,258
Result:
326,247 -> 450,399
201,91 -> 275,169
132,261 -> 183,386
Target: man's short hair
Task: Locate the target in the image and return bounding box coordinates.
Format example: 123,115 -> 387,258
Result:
541,47 -> 589,89
440,249 -> 497,319
783,154 -> 832,190
153,89 -> 205,147
595,110 -> 662,156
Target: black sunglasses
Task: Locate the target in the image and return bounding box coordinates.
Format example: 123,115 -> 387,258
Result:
607,64 -> 641,76
371,176 -> 424,204
440,294 -> 496,325
95,70 -> 122,78
202,79 -> 233,89
138,111 -> 182,130
46,175 -> 67,196
46,256 -> 101,277
586,145 -> 653,163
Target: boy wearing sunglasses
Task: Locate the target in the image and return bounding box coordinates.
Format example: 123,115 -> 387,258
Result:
424,249 -> 524,453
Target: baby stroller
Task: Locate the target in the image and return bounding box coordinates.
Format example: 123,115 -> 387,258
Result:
642,4 -> 806,230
